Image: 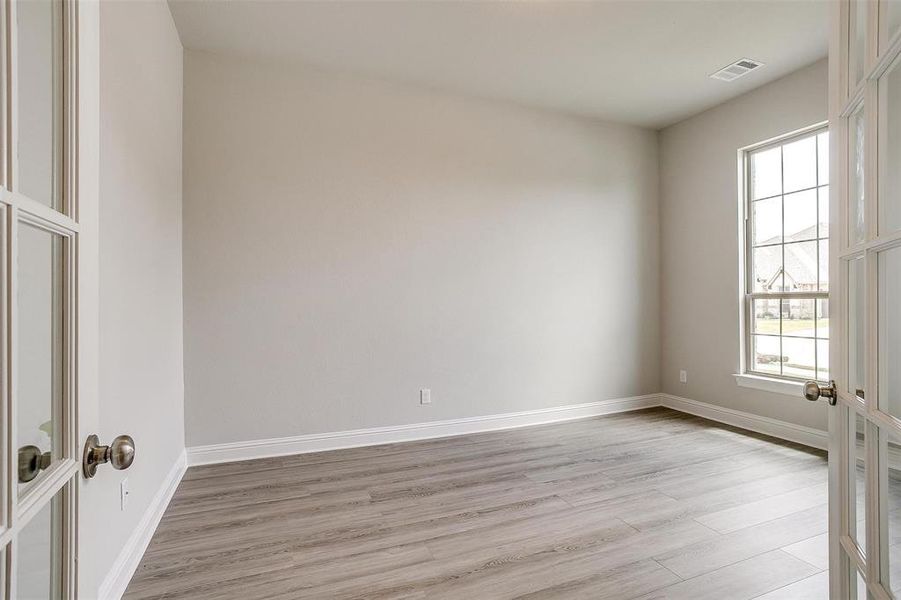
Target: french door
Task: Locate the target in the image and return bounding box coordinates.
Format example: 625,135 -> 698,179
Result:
0,0 -> 92,597
826,0 -> 901,598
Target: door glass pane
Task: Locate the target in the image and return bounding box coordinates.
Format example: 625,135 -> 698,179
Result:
880,246 -> 901,419
880,54 -> 901,235
15,0 -> 63,210
848,0 -> 868,94
17,224 -> 64,496
849,257 -> 866,399
884,430 -> 901,597
857,569 -> 868,600
16,492 -> 62,600
850,106 -> 867,245
881,0 -> 901,53
851,411 -> 867,552
850,0 -> 868,90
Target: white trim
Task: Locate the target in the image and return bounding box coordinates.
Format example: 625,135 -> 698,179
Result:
187,393 -> 830,466
187,395 -> 660,466
733,373 -> 805,397
98,449 -> 187,600
660,393 -> 828,450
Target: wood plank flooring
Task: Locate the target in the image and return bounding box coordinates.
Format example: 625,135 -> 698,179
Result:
124,407 -> 829,599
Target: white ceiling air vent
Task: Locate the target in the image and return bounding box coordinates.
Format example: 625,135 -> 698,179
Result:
709,58 -> 764,82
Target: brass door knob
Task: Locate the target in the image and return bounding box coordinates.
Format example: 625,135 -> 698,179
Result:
82,434 -> 135,478
18,445 -> 52,483
804,380 -> 837,405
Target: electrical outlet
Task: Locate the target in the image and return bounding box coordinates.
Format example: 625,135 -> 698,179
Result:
420,389 -> 431,405
120,478 -> 130,511
679,370 -> 688,384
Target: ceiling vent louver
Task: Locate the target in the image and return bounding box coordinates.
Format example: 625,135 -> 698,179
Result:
709,58 -> 764,82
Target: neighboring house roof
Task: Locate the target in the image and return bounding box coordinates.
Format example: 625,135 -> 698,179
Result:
755,224 -> 823,291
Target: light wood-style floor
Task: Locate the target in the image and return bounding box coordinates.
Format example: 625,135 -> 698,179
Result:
124,408 -> 829,599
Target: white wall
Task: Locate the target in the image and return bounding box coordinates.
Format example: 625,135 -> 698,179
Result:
78,1 -> 184,596
182,51 -> 660,447
659,59 -> 829,431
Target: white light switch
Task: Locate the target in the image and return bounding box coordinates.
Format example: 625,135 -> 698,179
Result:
420,389 -> 431,405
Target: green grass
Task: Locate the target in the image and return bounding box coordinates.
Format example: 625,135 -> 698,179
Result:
754,318 -> 828,335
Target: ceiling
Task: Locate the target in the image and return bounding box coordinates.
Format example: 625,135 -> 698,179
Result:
168,0 -> 830,129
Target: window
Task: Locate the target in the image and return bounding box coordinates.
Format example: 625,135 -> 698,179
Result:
743,127 -> 829,382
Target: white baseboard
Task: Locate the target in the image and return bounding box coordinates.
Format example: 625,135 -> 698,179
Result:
187,393 -> 828,466
186,394 -> 661,466
98,449 -> 187,600
659,393 -> 828,451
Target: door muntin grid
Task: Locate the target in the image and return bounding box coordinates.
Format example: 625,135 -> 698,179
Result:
835,1 -> 901,599
0,0 -> 79,597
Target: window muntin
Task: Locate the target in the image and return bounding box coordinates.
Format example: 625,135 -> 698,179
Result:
745,128 -> 830,382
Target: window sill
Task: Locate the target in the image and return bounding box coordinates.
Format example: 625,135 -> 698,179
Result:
733,373 -> 805,398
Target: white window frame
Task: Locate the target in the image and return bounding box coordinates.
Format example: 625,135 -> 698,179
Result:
738,123 -> 831,392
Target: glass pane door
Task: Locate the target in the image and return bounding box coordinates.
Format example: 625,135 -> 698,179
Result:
831,0 -> 901,598
1,0 -> 78,597
14,0 -> 63,210
17,223 -> 64,499
16,492 -> 63,600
